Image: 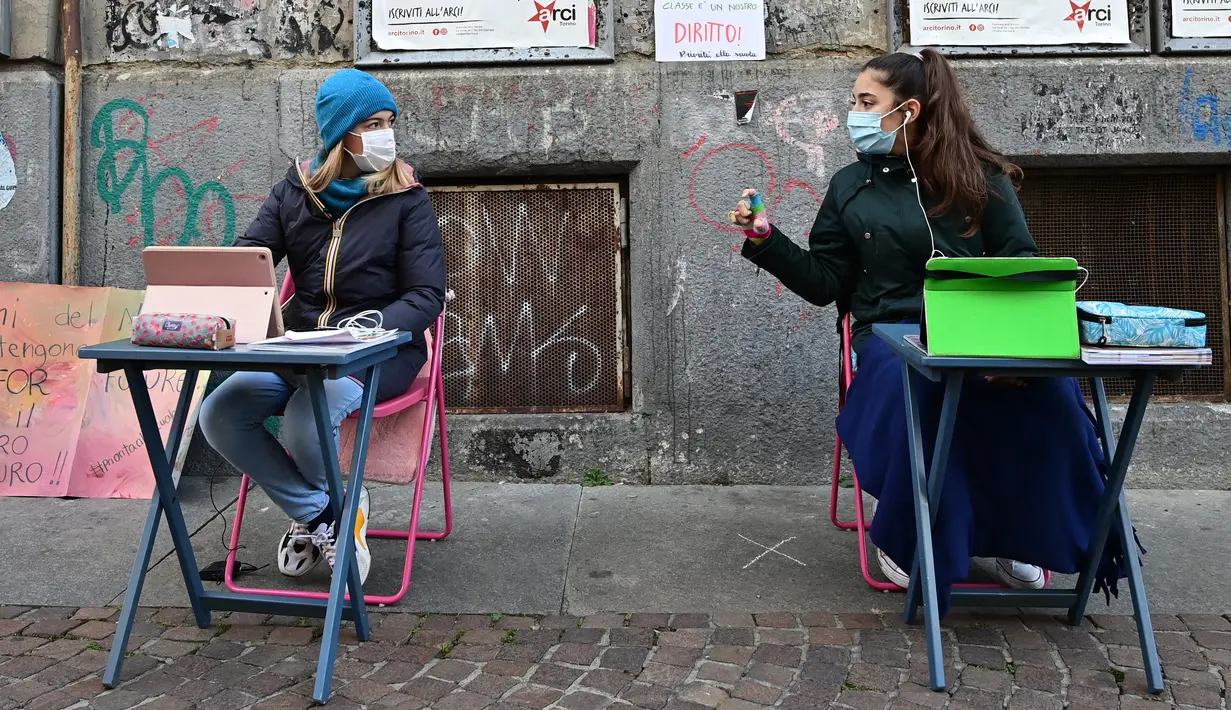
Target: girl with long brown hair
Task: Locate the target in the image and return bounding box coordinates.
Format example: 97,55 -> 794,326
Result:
730,50 -> 1127,611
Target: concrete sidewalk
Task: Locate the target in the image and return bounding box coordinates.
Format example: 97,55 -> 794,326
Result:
3,482 -> 1230,616
3,483 -> 1231,709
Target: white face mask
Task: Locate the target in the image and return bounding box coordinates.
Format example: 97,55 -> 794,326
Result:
346,128 -> 396,173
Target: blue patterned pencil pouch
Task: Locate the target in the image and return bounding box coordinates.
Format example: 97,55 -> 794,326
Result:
1076,302 -> 1207,348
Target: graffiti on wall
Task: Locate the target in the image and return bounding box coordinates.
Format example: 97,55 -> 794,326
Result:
90,97 -> 264,248
765,94 -> 841,180
1179,68 -> 1231,145
415,82 -> 602,156
433,187 -> 622,410
0,134 -> 14,212
683,137 -> 823,234
683,96 -> 839,235
104,0 -> 347,58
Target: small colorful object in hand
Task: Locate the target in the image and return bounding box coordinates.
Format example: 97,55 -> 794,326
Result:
131,313 -> 236,350
728,192 -> 767,225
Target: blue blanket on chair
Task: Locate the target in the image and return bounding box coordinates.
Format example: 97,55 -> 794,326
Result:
835,333 -> 1130,615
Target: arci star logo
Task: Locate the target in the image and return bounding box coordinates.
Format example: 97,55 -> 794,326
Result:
529,1 -> 554,31
1064,1 -> 1091,31
528,0 -> 577,32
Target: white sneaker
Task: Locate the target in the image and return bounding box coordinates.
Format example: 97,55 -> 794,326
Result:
353,486 -> 371,584
876,548 -> 911,589
308,486 -> 372,585
994,558 -> 1045,589
277,521 -> 321,577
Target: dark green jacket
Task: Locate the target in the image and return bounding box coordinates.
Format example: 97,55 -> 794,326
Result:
742,154 -> 1039,353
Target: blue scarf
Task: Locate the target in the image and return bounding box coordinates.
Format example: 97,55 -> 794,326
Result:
308,155 -> 369,218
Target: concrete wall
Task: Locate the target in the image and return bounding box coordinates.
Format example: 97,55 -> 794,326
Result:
9,0 -> 59,61
0,67 -> 61,283
6,0 -> 1231,488
86,0 -> 352,63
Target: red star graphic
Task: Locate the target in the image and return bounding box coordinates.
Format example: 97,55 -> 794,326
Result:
1064,0 -> 1090,31
528,1 -> 555,32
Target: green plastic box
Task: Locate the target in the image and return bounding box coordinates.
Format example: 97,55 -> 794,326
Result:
921,257 -> 1081,359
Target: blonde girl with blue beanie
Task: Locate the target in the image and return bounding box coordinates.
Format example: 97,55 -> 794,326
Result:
199,68 -> 446,585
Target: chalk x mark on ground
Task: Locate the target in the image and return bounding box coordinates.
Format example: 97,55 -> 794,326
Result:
739,534 -> 806,569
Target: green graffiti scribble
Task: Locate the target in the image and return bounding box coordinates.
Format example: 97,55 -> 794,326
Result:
91,98 -> 237,247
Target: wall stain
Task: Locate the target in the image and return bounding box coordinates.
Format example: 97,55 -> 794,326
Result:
102,0 -> 347,58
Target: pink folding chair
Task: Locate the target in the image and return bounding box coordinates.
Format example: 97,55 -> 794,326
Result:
828,312 -> 1050,592
223,274 -> 454,605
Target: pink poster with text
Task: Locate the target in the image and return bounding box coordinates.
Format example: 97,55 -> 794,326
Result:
0,284 -> 207,499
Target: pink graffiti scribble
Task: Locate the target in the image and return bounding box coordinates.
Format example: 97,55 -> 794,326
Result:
682,136 -> 706,159
684,136 -> 822,236
766,95 -> 840,179
1,133 -> 15,162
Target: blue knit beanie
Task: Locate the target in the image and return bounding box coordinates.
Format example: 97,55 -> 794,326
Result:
314,69 -> 399,154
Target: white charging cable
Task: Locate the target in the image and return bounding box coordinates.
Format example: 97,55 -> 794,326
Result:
1076,266 -> 1090,292
336,310 -> 397,340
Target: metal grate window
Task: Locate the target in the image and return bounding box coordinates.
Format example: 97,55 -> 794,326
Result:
431,183 -> 628,413
1019,169 -> 1228,399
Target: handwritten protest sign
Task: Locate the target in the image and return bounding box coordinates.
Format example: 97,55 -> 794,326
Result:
909,0 -> 1130,46
1171,0 -> 1231,38
655,0 -> 765,62
0,283 -> 208,499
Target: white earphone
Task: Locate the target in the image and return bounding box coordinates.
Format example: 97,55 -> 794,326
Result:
900,107 -> 942,259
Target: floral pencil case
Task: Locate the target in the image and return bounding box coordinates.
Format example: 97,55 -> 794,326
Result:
131,313 -> 236,350
1076,302 -> 1206,348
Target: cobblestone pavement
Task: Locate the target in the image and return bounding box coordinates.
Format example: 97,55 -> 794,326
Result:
0,606 -> 1227,709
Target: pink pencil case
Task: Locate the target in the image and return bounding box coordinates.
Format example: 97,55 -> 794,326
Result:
131,313 -> 236,350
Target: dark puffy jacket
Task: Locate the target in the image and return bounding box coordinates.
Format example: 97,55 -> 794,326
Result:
743,154 -> 1038,353
236,161 -> 446,402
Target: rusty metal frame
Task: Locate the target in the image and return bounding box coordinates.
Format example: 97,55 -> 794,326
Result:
431,181 -> 629,414
353,0 -> 614,67
1019,165 -> 1229,401
1154,1 -> 1231,54
60,0 -> 83,285
1219,170 -> 1229,399
889,0 -> 1151,57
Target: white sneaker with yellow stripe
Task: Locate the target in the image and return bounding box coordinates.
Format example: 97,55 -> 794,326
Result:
306,486 -> 372,585
351,486 -> 371,584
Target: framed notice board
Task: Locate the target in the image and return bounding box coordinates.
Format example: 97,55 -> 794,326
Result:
890,0 -> 1151,57
1154,0 -> 1231,54
355,0 -> 615,66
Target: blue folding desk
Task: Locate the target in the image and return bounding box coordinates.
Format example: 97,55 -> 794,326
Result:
78,334 -> 413,703
874,323 -> 1200,695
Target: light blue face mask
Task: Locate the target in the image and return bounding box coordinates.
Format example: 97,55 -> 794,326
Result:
847,102 -> 908,155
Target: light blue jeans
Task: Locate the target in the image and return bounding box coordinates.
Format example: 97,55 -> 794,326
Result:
199,372 -> 364,523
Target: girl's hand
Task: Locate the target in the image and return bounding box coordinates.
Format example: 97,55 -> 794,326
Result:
728,189 -> 768,234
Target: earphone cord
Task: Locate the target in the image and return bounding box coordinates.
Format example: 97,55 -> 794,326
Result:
336,310 -> 396,339
902,116 -> 943,261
